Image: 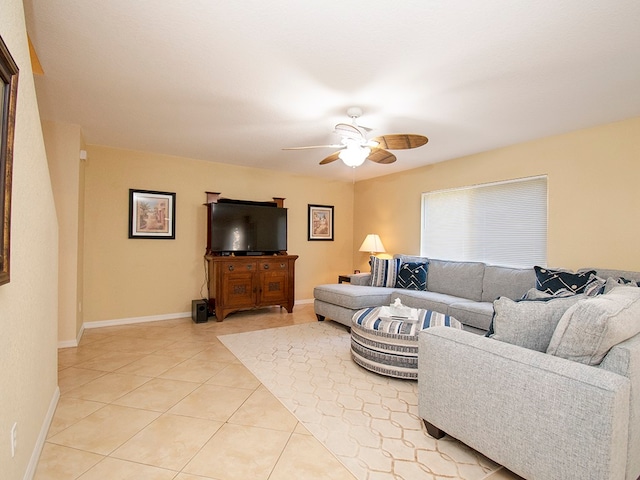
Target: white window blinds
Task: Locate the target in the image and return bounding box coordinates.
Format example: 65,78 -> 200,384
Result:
421,176 -> 547,268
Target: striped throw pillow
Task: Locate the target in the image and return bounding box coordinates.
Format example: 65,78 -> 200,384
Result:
369,257 -> 401,287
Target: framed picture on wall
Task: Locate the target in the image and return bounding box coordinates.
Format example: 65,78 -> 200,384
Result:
308,204 -> 334,241
129,189 -> 176,239
0,35 -> 19,286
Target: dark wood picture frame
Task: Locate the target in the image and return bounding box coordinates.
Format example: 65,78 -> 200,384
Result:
0,35 -> 19,286
128,189 -> 176,239
308,204 -> 334,241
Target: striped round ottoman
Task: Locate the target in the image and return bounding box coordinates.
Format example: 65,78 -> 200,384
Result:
350,306 -> 462,379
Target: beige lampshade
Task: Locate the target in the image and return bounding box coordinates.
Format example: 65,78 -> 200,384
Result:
359,234 -> 386,254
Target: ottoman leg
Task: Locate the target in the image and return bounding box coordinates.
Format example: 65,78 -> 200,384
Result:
316,314 -> 325,321
423,419 -> 446,439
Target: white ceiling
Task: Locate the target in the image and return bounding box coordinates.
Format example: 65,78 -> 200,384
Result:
24,0 -> 640,182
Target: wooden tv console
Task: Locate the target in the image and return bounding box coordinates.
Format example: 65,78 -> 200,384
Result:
205,254 -> 298,322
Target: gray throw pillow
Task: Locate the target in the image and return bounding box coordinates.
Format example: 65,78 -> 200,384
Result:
603,276 -> 640,294
521,288 -> 554,300
490,295 -> 586,352
584,274 -> 607,296
522,287 -> 574,300
547,286 -> 640,365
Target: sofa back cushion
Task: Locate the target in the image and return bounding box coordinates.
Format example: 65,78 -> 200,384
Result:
481,265 -> 536,302
426,259 -> 485,301
394,254 -> 430,264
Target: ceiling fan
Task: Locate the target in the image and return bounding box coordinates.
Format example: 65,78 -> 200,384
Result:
283,107 -> 428,167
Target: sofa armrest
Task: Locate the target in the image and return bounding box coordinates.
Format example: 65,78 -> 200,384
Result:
600,332 -> 640,480
350,272 -> 371,286
418,327 -> 631,480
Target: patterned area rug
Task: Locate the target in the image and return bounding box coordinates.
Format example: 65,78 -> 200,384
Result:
219,321 -> 501,480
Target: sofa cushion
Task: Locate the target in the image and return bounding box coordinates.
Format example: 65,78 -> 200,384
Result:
313,284 -> 394,310
534,266 -> 596,296
395,262 -> 428,290
427,259 -> 485,302
490,295 -> 586,352
370,256 -> 401,287
393,290 -> 462,316
547,286 -> 640,365
481,265 -> 536,302
448,301 -> 494,332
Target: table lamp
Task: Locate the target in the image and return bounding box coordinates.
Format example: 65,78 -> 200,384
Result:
359,234 -> 386,257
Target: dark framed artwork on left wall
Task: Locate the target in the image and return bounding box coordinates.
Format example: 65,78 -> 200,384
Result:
0,35 -> 19,286
308,204 -> 334,241
129,189 -> 176,239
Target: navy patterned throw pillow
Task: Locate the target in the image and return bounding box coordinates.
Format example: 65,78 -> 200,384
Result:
534,266 -> 596,296
395,262 -> 428,290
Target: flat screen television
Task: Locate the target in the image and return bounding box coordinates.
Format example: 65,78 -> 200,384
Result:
209,202 -> 287,254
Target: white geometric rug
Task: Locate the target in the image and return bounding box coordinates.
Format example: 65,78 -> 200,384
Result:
219,321 -> 501,480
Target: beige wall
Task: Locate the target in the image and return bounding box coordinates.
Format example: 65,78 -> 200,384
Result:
0,1 -> 59,477
82,145 -> 354,324
79,116 -> 640,328
354,117 -> 640,273
43,121 -> 85,345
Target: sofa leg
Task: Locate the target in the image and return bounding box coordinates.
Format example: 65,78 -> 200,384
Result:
316,314 -> 325,321
423,420 -> 446,439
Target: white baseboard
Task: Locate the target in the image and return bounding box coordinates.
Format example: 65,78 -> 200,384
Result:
57,324 -> 85,349
71,302 -> 313,336
83,311 -> 191,329
23,387 -> 60,480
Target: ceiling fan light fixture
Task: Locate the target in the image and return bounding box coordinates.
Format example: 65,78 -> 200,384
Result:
339,145 -> 370,167
284,107 -> 427,168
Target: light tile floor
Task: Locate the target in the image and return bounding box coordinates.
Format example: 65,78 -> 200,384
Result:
35,303 -> 521,480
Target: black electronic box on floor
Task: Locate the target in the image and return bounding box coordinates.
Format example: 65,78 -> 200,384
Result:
191,299 -> 208,323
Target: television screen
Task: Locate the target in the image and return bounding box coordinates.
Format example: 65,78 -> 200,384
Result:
209,203 -> 287,254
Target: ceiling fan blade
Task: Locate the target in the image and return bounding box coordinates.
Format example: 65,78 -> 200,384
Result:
334,123 -> 367,140
282,144 -> 343,150
319,151 -> 341,165
367,148 -> 396,164
372,134 -> 428,150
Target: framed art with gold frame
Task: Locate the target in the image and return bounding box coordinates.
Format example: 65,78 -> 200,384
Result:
0,35 -> 19,286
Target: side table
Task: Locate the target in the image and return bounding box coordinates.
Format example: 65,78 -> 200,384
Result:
338,275 -> 351,284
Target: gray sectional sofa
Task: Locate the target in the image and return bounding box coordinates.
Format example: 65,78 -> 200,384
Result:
419,320 -> 640,480
314,254 -> 537,334
314,254 -> 640,480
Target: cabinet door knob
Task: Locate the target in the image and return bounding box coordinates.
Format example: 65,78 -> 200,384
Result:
263,264 -> 269,270
228,265 -> 234,271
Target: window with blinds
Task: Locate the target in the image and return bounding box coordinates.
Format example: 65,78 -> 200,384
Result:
420,176 -> 547,268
